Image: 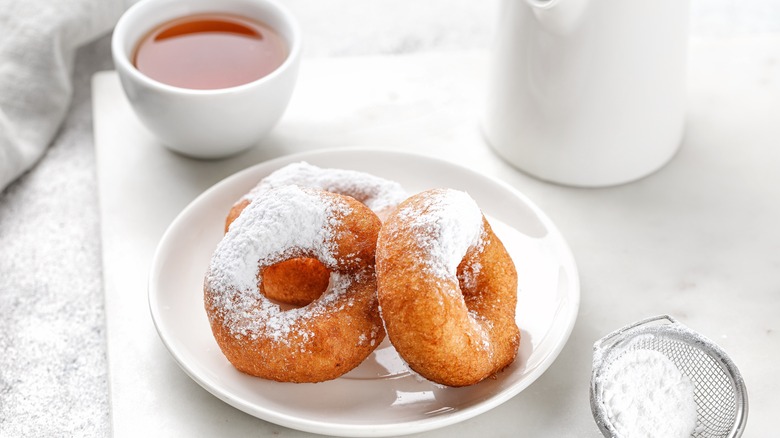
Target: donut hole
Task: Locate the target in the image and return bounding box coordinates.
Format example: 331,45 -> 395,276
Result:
456,254 -> 484,310
259,257 -> 331,307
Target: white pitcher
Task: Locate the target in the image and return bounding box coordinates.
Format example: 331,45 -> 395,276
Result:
482,0 -> 690,187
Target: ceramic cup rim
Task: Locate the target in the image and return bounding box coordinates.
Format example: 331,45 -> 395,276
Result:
111,0 -> 302,96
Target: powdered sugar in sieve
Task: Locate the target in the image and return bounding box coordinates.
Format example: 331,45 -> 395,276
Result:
590,315 -> 748,438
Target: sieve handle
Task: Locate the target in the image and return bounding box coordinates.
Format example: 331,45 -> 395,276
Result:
593,314 -> 677,352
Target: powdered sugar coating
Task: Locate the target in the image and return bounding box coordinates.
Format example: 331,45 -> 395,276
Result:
205,185 -> 353,341
387,188 -> 485,281
243,162 -> 407,216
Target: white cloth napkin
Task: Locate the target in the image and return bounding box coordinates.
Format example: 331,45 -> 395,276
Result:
0,0 -> 128,191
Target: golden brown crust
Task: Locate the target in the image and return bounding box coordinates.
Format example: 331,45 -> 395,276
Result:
205,189 -> 385,383
376,190 -> 520,387
225,163 -> 407,307
224,198 -> 250,233
226,198 -> 330,306
260,258 -> 330,306
208,274 -> 384,382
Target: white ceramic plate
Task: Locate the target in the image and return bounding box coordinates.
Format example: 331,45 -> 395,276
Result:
149,149 -> 580,437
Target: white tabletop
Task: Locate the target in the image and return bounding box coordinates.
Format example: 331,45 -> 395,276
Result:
1,1 -> 779,436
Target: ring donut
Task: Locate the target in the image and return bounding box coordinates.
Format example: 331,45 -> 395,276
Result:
205,185 -> 385,382
225,162 -> 407,306
235,162 -> 407,222
376,188 -> 520,387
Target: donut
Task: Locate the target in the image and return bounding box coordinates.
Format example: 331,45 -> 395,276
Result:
225,162 -> 407,306
204,185 -> 385,383
238,162 -> 407,221
375,188 -> 520,387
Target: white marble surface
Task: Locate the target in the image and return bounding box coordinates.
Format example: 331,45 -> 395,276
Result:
1,0 -> 780,436
94,51 -> 578,437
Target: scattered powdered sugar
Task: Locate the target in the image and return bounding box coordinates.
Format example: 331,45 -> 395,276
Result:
457,257 -> 483,291
467,310 -> 493,356
205,185 -> 354,342
251,271 -> 355,344
601,349 -> 698,438
243,162 -> 407,215
391,189 -> 484,280
357,324 -> 382,347
383,189 -> 494,358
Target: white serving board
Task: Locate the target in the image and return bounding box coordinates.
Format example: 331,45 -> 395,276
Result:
92,52 -> 592,437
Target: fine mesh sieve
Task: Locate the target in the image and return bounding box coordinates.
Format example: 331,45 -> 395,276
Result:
590,315 -> 748,438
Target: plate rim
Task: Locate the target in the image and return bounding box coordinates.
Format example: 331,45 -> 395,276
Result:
148,147 -> 580,437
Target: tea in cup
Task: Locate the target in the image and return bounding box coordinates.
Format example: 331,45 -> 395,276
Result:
112,0 -> 302,158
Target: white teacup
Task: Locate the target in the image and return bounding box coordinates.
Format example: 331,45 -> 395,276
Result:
112,0 -> 302,159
